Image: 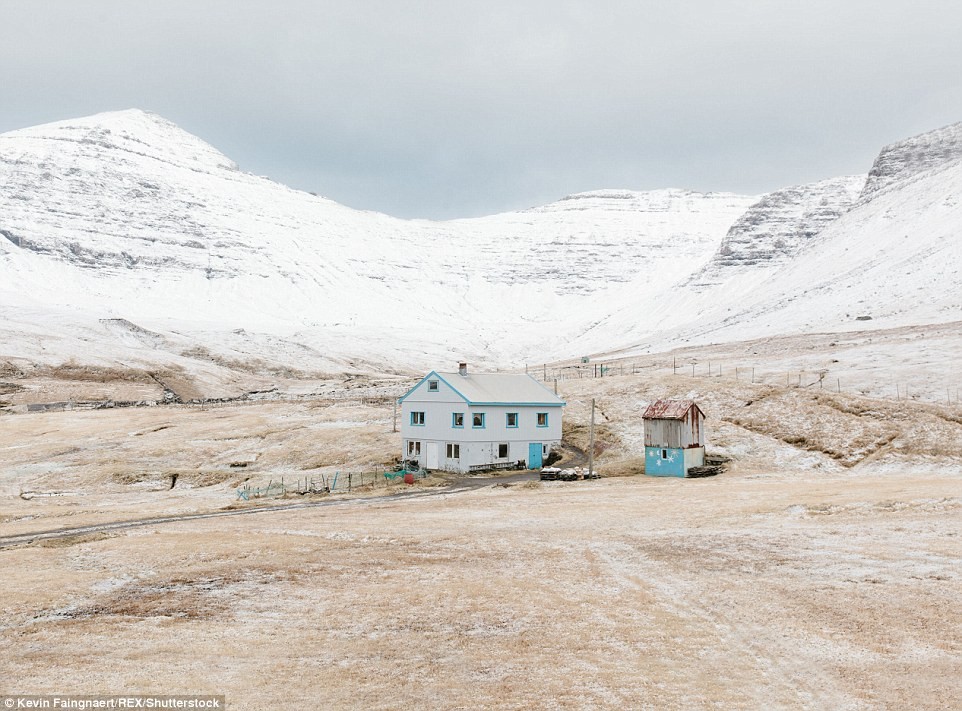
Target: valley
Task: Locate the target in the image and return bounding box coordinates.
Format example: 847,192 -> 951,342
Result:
2,109 -> 962,709
2,111 -> 960,379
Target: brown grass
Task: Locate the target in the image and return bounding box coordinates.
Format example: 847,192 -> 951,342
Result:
3,474 -> 960,709
597,456 -> 647,477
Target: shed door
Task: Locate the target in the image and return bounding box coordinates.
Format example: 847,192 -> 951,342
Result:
528,442 -> 543,469
425,442 -> 439,470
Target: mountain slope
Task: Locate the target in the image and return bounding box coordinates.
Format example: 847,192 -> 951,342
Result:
683,175 -> 866,296
859,121 -> 962,201
574,124 -> 962,359
3,110 -> 961,391
0,110 -> 756,375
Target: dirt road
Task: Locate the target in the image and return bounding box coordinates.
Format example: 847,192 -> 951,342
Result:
0,472 -> 539,549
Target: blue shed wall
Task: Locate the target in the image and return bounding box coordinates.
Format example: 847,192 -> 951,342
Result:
645,446 -> 686,477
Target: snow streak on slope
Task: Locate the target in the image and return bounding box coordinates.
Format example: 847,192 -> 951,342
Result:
0,110 -> 756,373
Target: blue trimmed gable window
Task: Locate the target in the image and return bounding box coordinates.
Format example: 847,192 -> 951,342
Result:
452,412 -> 464,428
506,412 -> 518,428
472,413 -> 485,428
536,412 -> 548,427
410,411 -> 425,426
428,379 -> 439,392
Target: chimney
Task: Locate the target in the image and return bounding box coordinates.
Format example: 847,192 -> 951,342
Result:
458,362 -> 468,376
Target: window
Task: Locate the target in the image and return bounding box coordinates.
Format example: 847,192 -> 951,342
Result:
472,412 -> 485,428
543,445 -> 548,455
536,412 -> 548,427
408,441 -> 421,456
428,379 -> 439,392
410,411 -> 425,426
662,449 -> 668,459
452,412 -> 464,428
446,443 -> 460,459
506,412 -> 518,428
498,443 -> 509,458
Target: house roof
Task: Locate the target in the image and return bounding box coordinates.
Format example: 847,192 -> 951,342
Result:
641,399 -> 703,420
400,371 -> 565,406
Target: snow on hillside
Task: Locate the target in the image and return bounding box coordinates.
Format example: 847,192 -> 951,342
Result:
575,129 -> 962,362
2,110 -> 961,387
698,156 -> 962,340
675,175 -> 867,304
708,176 -> 866,272
0,110 -> 756,375
860,121 -> 962,201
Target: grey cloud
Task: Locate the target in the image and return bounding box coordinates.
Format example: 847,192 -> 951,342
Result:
2,0 -> 961,218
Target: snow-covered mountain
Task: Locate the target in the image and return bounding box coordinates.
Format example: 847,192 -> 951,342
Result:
2,110 -> 961,384
859,121 -> 962,201
575,122 -> 962,358
683,175 -> 866,294
0,110 -> 755,374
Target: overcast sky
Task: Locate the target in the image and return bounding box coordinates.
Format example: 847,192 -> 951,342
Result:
2,1 -> 962,219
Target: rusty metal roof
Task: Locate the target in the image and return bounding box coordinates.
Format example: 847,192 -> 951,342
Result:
641,399 -> 702,420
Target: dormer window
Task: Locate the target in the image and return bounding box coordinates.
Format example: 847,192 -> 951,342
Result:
428,379 -> 439,392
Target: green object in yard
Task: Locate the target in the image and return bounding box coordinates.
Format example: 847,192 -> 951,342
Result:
385,460 -> 423,481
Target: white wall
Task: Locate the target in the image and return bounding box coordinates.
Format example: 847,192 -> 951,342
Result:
400,375 -> 562,471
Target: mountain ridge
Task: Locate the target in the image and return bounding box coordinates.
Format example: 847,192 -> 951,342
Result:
1,110 -> 960,386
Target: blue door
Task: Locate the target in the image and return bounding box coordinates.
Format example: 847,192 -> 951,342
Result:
528,442 -> 543,469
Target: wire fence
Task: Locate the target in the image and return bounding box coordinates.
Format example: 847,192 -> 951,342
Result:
235,467 -> 430,500
4,390 -> 407,416
528,359 -> 962,405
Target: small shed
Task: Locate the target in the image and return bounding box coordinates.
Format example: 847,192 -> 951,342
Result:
642,399 -> 706,477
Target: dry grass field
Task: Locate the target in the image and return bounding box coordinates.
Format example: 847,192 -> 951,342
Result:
2,369 -> 962,709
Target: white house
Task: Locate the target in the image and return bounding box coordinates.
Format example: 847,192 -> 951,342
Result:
398,363 -> 565,473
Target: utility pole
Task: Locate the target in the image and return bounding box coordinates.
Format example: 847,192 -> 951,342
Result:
588,398 -> 595,478
392,399 -> 398,432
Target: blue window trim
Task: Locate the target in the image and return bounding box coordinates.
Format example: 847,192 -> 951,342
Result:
506,412 -> 519,428
452,412 -> 464,428
472,412 -> 486,429
410,411 -> 425,426
536,412 -> 549,427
